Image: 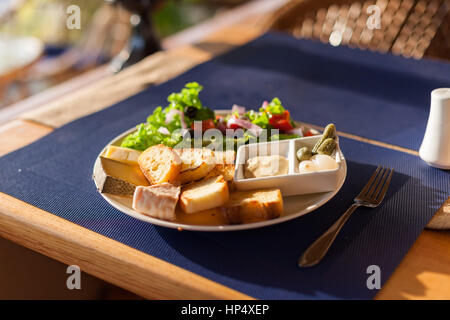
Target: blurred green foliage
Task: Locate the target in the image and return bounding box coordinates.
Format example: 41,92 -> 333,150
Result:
1,0 -> 101,44
153,0 -> 216,38
1,0 -> 220,45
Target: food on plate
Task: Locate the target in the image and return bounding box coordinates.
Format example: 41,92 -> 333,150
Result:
138,144 -> 182,184
204,164 -> 235,182
312,123 -> 336,154
317,138 -> 336,156
244,155 -> 289,178
96,83 -> 347,226
120,82 -> 315,152
132,183 -> 181,221
296,146 -> 313,162
311,154 -> 339,170
220,189 -> 283,224
178,162 -> 214,185
204,150 -> 236,182
297,123 -> 338,174
298,160 -> 319,174
179,175 -> 229,213
94,157 -> 150,196
174,148 -> 215,171
174,148 -> 216,184
121,82 -> 214,151
298,154 -> 338,174
103,146 -> 142,165
214,150 -> 236,165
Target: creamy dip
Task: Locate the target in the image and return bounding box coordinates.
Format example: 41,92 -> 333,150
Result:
244,155 -> 289,178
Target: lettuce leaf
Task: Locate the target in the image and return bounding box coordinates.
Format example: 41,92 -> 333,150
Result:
120,82 -> 213,151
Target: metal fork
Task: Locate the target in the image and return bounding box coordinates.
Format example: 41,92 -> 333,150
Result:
298,166 -> 394,267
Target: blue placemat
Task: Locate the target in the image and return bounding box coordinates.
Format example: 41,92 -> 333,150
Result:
178,32 -> 450,151
0,32 -> 449,299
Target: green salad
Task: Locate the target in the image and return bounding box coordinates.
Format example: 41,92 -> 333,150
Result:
121,82 -> 311,151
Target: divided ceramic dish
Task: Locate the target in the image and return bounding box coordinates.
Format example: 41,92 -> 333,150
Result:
234,135 -> 343,196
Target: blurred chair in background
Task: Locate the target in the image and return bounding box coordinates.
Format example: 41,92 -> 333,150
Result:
266,0 -> 450,61
109,0 -> 165,71
0,0 -> 255,109
0,1 -> 133,108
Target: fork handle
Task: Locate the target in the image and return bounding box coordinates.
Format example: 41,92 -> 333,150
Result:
298,203 -> 361,267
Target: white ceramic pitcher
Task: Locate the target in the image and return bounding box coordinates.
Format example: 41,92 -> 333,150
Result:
419,88 -> 450,169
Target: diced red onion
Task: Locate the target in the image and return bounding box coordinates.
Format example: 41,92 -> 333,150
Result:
305,128 -> 320,136
231,104 -> 246,115
227,118 -> 262,137
261,101 -> 269,109
165,109 -> 187,129
285,127 -> 304,137
216,118 -> 227,134
158,126 -> 170,135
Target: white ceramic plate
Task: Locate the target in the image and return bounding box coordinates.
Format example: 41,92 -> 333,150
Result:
93,117 -> 347,232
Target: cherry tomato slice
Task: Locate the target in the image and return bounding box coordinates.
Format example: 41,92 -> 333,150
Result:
226,115 -> 242,130
190,119 -> 216,131
269,111 -> 293,131
272,119 -> 293,131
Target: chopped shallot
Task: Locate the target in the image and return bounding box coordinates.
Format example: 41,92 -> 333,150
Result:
227,117 -> 262,137
158,127 -> 170,135
165,109 -> 187,129
231,104 -> 246,115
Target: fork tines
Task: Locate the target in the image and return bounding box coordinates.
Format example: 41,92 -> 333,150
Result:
356,166 -> 394,204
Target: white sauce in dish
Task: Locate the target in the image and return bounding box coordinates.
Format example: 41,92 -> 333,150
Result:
244,155 -> 289,178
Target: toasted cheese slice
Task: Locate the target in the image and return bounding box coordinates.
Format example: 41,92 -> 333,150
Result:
94,157 -> 150,196
133,183 -> 180,221
179,162 -> 215,184
174,148 -> 216,184
103,146 -> 142,165
220,189 -> 283,224
179,175 -> 229,214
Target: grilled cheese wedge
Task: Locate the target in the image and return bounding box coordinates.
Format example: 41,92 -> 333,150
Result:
179,175 -> 229,213
174,148 -> 216,184
103,146 -> 141,165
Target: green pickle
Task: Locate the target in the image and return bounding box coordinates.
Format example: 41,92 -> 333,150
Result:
296,147 -> 312,162
317,138 -> 336,155
312,123 -> 336,154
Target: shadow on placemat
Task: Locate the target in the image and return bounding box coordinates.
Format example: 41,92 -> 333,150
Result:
154,161 -> 444,299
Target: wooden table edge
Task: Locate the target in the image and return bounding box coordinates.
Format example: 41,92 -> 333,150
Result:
0,192 -> 252,300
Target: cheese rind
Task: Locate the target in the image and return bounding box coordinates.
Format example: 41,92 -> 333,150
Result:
104,146 -> 142,165
94,157 -> 150,196
132,183 -> 181,221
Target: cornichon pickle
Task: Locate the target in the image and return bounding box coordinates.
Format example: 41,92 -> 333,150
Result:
296,147 -> 312,162
317,138 -> 336,156
312,123 -> 336,154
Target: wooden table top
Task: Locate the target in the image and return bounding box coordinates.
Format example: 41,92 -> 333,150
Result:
0,16 -> 449,299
